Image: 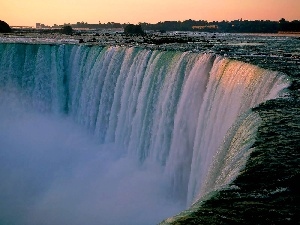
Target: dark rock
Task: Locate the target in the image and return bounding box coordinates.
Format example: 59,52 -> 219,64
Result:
0,20 -> 12,33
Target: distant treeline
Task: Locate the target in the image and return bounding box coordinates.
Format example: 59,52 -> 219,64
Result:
61,19 -> 300,33
140,19 -> 300,33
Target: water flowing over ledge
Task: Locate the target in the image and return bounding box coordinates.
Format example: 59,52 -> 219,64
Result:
0,43 -> 290,225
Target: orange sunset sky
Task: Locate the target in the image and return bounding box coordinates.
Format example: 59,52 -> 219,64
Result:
1,0 -> 300,27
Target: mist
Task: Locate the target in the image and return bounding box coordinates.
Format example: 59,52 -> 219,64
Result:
0,90 -> 184,225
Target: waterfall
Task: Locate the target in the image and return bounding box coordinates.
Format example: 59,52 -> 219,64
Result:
0,43 -> 289,224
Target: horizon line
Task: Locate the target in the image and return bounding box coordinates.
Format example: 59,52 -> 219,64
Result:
11,17 -> 299,27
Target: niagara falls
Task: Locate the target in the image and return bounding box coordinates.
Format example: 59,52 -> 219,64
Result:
1,1 -> 300,222
1,38 -> 298,224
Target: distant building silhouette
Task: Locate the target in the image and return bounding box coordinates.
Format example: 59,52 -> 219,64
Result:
192,25 -> 218,30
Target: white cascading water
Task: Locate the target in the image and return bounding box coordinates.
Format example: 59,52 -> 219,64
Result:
0,43 -> 289,225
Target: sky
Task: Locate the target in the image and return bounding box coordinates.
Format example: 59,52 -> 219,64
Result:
1,0 -> 300,27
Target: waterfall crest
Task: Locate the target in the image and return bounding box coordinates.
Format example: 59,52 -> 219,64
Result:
0,43 -> 289,211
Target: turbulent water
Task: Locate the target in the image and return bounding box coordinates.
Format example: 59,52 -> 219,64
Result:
0,43 -> 290,225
